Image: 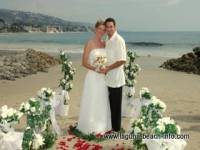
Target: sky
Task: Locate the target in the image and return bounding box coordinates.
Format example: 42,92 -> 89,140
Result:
0,0 -> 200,31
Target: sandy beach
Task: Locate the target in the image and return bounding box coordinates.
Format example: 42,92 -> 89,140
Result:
0,51 -> 200,150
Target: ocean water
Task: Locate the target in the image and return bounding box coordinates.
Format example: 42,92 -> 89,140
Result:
0,31 -> 200,58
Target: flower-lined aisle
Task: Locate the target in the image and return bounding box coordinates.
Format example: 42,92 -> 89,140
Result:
122,51 -> 141,117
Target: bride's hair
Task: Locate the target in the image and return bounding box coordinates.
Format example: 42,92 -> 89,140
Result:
95,20 -> 105,28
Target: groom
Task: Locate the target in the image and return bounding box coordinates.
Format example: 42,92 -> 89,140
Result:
101,18 -> 126,132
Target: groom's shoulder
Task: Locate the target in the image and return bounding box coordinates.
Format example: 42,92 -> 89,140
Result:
115,33 -> 125,44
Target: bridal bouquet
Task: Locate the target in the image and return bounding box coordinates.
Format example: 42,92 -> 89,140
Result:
93,55 -> 107,71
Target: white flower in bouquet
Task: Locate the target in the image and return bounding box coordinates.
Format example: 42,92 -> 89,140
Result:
47,88 -> 55,96
70,70 -> 74,75
7,108 -> 16,117
156,124 -> 165,132
31,107 -> 36,113
1,112 -> 7,119
61,51 -> 65,56
132,52 -> 136,58
134,126 -> 141,134
125,69 -> 129,74
62,79 -> 67,84
30,97 -> 37,102
140,87 -> 149,96
1,105 -> 8,112
25,103 -> 30,111
130,71 -> 134,76
140,87 -> 150,99
38,88 -> 54,101
135,64 -> 141,72
157,117 -> 175,126
17,112 -> 23,119
65,75 -> 69,80
32,133 -> 44,149
151,96 -> 167,112
26,126 -> 31,130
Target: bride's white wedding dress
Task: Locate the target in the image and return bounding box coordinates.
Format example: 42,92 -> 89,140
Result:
77,48 -> 111,134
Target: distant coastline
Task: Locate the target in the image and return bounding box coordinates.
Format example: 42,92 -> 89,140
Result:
0,9 -> 92,33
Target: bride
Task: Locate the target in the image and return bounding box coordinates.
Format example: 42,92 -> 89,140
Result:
77,20 -> 112,134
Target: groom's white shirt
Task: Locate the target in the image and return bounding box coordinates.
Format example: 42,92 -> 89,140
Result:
105,31 -> 126,88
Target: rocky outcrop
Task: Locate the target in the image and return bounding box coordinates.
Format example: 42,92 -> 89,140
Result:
0,49 -> 60,80
160,47 -> 200,75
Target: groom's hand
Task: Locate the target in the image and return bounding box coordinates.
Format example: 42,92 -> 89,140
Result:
98,68 -> 107,74
100,66 -> 110,74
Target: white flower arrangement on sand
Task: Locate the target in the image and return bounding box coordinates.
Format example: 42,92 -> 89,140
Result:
130,88 -> 186,150
59,51 -> 75,93
59,51 -> 75,116
0,105 -> 23,131
124,51 -> 141,98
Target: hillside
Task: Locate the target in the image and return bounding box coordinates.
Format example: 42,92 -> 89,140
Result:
0,9 -> 92,32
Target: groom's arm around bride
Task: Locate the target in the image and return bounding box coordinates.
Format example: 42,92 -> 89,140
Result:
101,18 -> 126,132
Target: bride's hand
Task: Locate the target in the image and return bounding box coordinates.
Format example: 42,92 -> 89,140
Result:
98,68 -> 107,74
95,68 -> 105,74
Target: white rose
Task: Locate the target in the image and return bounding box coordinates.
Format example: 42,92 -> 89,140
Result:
7,109 -> 14,117
69,61 -> 72,65
33,133 -> 44,149
17,112 -> 23,118
31,107 -> 36,113
157,124 -> 165,132
41,88 -> 47,92
47,88 -> 52,95
134,127 -> 141,134
26,126 -> 31,130
25,103 -> 30,111
70,70 -> 73,75
30,98 -> 36,102
1,105 -> 8,112
61,51 -> 65,55
1,112 -> 7,118
125,69 -> 129,74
